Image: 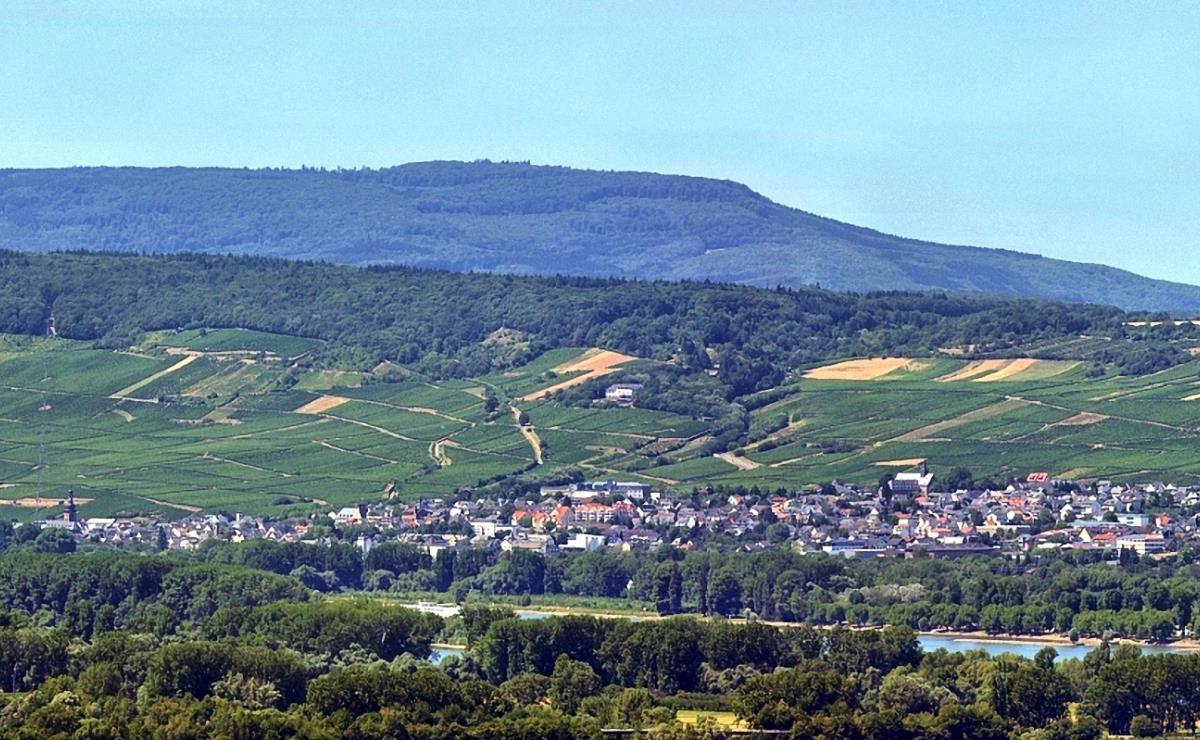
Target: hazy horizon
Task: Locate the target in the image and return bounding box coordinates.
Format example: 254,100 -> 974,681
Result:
4,1 -> 1197,282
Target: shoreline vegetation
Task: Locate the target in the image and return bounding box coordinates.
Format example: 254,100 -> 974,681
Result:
371,593 -> 1200,653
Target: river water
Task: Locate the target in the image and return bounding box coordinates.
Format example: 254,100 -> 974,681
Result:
412,605 -> 1196,664
428,635 -> 1194,666
916,634 -> 1192,661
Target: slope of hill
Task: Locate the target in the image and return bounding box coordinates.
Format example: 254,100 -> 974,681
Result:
5,332 -> 1200,522
2,250 -> 1187,393
1,162 -> 1197,312
0,251 -> 1195,518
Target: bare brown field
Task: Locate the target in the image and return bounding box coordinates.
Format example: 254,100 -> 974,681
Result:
0,496 -> 93,508
522,349 -> 636,400
938,358 -> 1078,383
974,358 -> 1038,381
803,357 -> 923,381
294,395 -> 350,414
937,359 -> 1008,382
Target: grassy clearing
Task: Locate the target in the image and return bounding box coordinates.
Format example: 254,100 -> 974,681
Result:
294,369 -> 365,391
675,710 -> 746,729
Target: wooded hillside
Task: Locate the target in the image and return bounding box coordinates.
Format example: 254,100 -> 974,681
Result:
3,163 -> 1199,311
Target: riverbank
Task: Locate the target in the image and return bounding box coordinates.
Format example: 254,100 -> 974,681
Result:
914,629 -> 1200,652
370,593 -> 1200,654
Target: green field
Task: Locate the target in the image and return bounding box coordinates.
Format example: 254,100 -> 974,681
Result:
4,333 -> 1200,520
0,337 -> 694,520
702,358 -> 1200,489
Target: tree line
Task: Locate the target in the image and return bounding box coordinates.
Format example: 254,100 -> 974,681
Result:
0,546 -> 1196,737
0,250 -> 1182,402
197,537 -> 1200,646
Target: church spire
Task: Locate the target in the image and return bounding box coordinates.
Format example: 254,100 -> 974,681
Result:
64,488 -> 77,523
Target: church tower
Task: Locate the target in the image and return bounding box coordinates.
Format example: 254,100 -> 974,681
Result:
64,489 -> 78,524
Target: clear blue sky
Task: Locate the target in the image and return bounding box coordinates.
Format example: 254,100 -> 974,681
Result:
3,1 -> 1198,282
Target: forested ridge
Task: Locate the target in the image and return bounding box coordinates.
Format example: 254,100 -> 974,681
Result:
3,162 -> 1200,311
0,250 -> 1188,397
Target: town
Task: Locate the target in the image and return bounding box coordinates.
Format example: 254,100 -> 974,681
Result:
33,465 -> 1190,562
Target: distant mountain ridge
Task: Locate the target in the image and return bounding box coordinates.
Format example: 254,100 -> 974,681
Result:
1,161 -> 1196,311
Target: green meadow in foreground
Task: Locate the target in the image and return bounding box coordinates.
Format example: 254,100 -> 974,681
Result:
2,328 -> 1200,521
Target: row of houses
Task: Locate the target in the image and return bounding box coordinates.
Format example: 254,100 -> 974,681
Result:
29,472 -> 1200,561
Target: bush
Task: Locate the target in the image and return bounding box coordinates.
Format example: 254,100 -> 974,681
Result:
1130,715 -> 1160,737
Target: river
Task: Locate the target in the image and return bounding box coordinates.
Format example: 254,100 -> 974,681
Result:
411,604 -> 1196,664
916,634 -> 1192,661
428,634 -> 1194,666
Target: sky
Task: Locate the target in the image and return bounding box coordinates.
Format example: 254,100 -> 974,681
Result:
3,1 -> 1198,282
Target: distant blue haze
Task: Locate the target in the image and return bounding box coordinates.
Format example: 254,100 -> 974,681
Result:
2,2 -> 1197,281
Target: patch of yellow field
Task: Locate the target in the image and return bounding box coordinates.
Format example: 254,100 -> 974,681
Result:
938,358 -> 1078,383
522,349 -> 637,400
111,409 -> 135,422
294,395 -> 350,414
977,359 -> 1080,382
1058,412 -> 1108,426
1184,392 -> 1200,402
874,458 -> 928,467
974,358 -> 1039,381
937,359 -> 1008,382
676,710 -> 747,729
803,357 -> 925,381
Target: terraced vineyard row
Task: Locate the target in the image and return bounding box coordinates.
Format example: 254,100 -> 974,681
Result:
4,331 -> 1200,521
0,334 -> 693,521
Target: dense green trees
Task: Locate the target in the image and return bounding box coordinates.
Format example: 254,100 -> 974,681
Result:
1081,649 -> 1200,735
5,544 -> 1200,735
200,600 -> 442,660
201,539 -> 364,589
731,660 -> 857,730
0,552 -> 309,636
473,613 -> 920,696
0,250 -> 1179,400
199,538 -> 1200,649
0,622 -> 69,693
0,545 -> 1193,739
344,541 -> 1200,643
